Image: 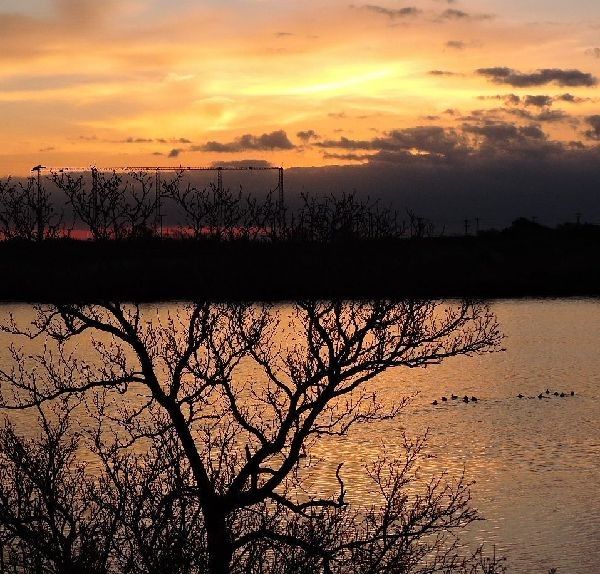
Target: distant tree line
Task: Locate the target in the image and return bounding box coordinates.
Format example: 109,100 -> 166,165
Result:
0,170 -> 438,243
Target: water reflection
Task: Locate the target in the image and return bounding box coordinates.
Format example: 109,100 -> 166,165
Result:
302,300 -> 600,574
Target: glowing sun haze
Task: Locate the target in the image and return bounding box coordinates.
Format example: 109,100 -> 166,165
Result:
1,0 -> 600,175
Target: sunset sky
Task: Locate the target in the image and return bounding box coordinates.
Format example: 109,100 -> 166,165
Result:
2,0 -> 600,179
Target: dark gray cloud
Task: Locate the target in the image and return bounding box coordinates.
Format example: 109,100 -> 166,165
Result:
437,8 -> 492,21
440,8 -> 468,18
463,121 -> 545,143
472,92 -> 588,126
115,137 -> 192,145
481,93 -> 590,107
208,160 -> 273,169
503,94 -> 521,106
380,126 -> 464,155
445,40 -> 466,50
360,5 -> 421,18
158,138 -> 192,144
584,115 -> 600,140
533,110 -> 571,122
478,94 -> 521,106
429,70 -> 456,76
323,152 -> 373,162
466,105 -> 571,124
168,148 -> 183,158
315,118 -> 583,166
124,137 -> 154,144
531,93 -> 590,105
316,136 -> 373,150
556,93 -> 590,104
459,109 -> 503,122
297,130 -> 320,142
198,130 -> 295,152
316,126 -> 465,157
523,95 -> 553,107
586,47 -> 600,59
461,119 -> 572,162
558,93 -> 578,103
477,67 -> 597,87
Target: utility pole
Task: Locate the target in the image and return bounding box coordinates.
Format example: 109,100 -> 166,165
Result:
277,167 -> 285,239
463,218 -> 470,236
216,168 -> 224,236
31,165 -> 46,242
91,167 -> 99,236
155,168 -> 162,238
217,167 -> 223,195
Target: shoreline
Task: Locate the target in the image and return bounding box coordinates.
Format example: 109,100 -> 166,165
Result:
1,233 -> 600,302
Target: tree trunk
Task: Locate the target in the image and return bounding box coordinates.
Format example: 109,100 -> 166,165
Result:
205,508 -> 233,574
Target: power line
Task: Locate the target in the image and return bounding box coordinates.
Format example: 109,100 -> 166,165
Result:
38,166 -> 282,173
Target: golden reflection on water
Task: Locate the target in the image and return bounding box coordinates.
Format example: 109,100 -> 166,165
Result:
1,300 -> 600,574
297,300 -> 600,574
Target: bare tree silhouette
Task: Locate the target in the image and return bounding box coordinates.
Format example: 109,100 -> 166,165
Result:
1,170 -> 442,244
52,169 -> 125,241
292,193 -> 403,242
405,210 -> 437,240
0,176 -> 63,241
162,172 -> 278,241
0,300 -> 503,574
51,169 -> 157,240
123,172 -> 158,239
161,172 -> 211,240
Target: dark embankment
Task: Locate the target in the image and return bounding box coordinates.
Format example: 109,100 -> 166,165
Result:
1,222 -> 600,302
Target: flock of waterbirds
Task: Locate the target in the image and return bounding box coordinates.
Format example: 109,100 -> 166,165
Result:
521,389 -> 576,400
432,394 -> 477,405
432,389 -> 576,406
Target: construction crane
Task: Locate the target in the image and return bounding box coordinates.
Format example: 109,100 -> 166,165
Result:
36,165 -> 286,238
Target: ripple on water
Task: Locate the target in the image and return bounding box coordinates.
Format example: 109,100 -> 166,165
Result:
302,300 -> 600,574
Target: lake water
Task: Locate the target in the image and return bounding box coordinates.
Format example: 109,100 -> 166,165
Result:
304,299 -> 600,574
1,299 -> 599,573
